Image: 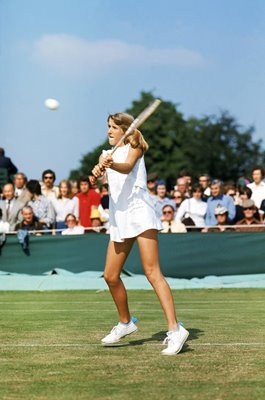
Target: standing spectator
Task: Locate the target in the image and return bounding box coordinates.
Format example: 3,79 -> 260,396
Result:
224,184 -> 237,202
13,172 -> 27,198
235,200 -> 265,232
147,172 -> 158,198
62,213 -> 85,235
175,177 -> 190,199
76,176 -> 101,227
70,180 -> 79,196
160,204 -> 186,233
0,147 -> 18,184
13,172 -> 31,205
171,189 -> 185,212
26,180 -> 55,229
41,169 -> 59,200
178,169 -> 193,196
247,166 -> 265,209
154,180 -> 175,219
198,174 -> 211,199
51,179 -> 79,232
15,206 -> 43,233
205,179 -> 236,226
0,183 -> 24,231
175,184 -> 207,228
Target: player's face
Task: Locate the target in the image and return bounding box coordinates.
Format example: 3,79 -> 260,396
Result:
107,118 -> 124,146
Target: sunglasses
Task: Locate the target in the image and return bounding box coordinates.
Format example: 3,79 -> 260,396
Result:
163,210 -> 173,214
243,207 -> 254,211
44,176 -> 53,180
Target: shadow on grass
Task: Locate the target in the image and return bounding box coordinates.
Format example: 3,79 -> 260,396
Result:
103,327 -> 203,352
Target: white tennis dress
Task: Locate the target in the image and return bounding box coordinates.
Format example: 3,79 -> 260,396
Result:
103,144 -> 162,242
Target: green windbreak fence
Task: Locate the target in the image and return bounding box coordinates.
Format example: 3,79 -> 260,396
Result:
0,232 -> 265,278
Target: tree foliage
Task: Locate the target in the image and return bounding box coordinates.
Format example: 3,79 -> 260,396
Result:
69,91 -> 265,185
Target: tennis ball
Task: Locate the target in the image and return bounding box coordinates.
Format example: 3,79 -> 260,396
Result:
44,98 -> 60,110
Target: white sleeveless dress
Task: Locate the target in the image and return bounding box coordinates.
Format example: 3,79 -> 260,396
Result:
103,144 -> 162,242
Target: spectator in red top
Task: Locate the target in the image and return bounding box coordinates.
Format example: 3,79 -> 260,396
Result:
76,176 -> 101,227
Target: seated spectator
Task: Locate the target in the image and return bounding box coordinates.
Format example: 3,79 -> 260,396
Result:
247,165 -> 265,209
100,183 -> 109,210
76,176 -> 101,228
260,198 -> 265,221
171,189 -> 185,211
51,179 -> 79,232
147,172 -> 158,198
41,169 -> 59,200
98,184 -> 109,227
234,186 -> 260,223
198,174 -> 211,199
26,180 -> 55,230
205,179 -> 236,226
175,183 -> 207,228
90,208 -> 107,233
154,180 -> 175,218
61,213 -> 85,235
0,208 -> 10,233
160,204 -> 186,233
235,200 -> 265,232
0,183 -> 24,231
202,205 -> 234,232
15,206 -> 43,234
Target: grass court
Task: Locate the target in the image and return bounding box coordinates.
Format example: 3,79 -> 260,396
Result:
0,289 -> 264,400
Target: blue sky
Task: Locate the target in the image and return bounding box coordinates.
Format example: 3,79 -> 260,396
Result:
1,0 -> 265,181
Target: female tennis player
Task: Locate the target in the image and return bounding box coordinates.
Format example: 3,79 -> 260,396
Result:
91,112 -> 189,355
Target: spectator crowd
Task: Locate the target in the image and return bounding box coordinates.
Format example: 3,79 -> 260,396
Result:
1,147 -> 265,236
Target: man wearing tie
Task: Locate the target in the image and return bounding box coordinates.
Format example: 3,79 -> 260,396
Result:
0,184 -> 24,231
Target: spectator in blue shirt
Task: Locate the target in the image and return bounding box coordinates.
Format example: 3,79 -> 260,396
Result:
205,179 -> 236,226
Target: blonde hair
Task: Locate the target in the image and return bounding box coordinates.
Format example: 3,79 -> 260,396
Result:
108,113 -> 149,153
58,179 -> 72,199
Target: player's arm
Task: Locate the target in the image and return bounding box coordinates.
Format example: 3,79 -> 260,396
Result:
102,147 -> 142,174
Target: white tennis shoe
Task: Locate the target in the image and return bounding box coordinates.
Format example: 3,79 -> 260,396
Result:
161,325 -> 189,355
101,320 -> 138,344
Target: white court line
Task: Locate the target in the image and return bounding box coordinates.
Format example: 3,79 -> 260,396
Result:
0,308 -> 253,313
0,342 -> 264,348
0,300 -> 264,304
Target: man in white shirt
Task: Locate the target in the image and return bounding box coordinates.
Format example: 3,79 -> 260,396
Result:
247,166 -> 265,208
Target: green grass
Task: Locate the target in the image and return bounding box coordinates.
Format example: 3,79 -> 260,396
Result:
0,289 -> 264,400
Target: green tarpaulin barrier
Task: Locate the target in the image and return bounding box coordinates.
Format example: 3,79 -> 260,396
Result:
1,232 -> 265,278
